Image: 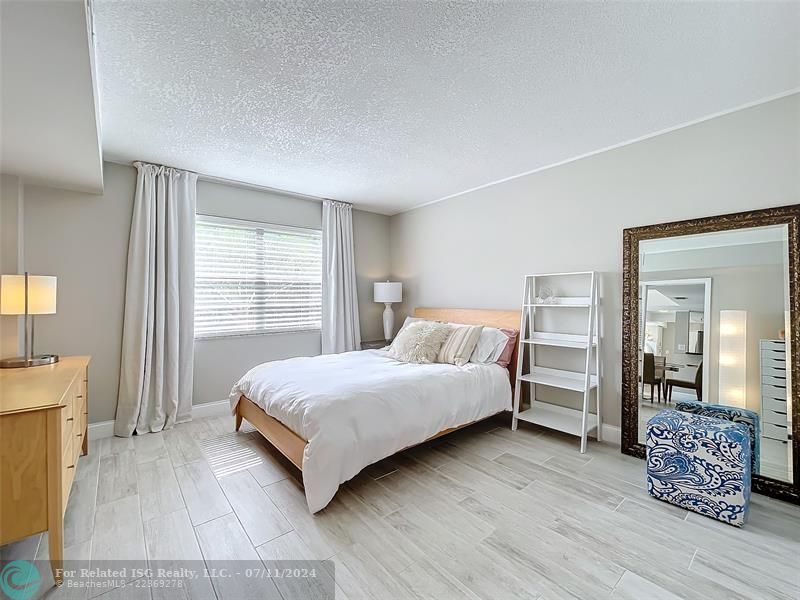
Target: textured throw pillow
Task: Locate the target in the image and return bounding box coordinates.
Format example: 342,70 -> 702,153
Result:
394,316 -> 424,338
437,324 -> 484,366
388,321 -> 452,364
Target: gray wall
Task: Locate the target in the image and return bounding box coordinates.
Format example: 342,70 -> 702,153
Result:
389,94 -> 800,427
23,162 -> 391,423
0,174 -> 24,357
24,164 -> 136,424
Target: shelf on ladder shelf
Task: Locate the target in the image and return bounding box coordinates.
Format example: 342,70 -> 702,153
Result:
518,366 -> 598,392
515,404 -> 598,438
523,296 -> 591,307
520,332 -> 597,349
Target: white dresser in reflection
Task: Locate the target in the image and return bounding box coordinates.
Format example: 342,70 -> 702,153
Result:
760,339 -> 788,441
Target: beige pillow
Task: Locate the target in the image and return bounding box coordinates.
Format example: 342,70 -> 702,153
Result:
388,321 -> 452,364
438,324 -> 484,366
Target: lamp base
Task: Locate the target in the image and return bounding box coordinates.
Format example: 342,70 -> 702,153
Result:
0,354 -> 59,368
383,303 -> 395,341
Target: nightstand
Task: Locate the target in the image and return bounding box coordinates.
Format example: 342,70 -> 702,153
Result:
361,340 -> 389,350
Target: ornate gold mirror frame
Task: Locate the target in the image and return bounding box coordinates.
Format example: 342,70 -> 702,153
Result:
622,204 -> 800,504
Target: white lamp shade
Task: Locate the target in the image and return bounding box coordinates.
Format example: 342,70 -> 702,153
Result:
374,281 -> 402,303
0,275 -> 57,315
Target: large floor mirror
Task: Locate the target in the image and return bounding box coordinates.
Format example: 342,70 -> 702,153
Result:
622,205 -> 799,503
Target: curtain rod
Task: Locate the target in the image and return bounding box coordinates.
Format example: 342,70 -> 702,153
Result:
105,158 -> 329,204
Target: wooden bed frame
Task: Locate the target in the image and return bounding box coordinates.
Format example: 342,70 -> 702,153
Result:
234,307 -> 521,472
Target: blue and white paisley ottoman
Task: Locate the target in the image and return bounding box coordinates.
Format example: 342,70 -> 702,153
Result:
675,400 -> 760,475
646,409 -> 752,527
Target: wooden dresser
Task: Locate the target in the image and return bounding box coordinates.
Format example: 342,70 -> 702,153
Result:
0,356 -> 90,584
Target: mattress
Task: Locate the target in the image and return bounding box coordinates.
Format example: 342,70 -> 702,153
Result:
229,349 -> 512,512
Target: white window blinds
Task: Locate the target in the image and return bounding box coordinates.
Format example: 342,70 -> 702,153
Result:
195,215 -> 322,338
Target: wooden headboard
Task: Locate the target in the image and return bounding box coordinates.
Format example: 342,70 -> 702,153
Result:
413,307 -> 522,381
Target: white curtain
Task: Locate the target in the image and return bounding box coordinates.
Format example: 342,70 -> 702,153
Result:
322,199 -> 361,353
115,162 -> 197,436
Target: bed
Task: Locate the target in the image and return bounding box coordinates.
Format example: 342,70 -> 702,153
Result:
229,307 -> 520,513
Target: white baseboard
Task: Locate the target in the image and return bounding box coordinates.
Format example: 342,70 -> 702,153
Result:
191,399 -> 232,419
88,420 -> 116,439
88,399 -> 232,440
600,424 -> 621,446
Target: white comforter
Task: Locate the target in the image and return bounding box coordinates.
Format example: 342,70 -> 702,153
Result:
229,349 -> 512,513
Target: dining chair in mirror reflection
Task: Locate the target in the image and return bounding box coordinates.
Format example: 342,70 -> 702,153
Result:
623,204 -> 800,504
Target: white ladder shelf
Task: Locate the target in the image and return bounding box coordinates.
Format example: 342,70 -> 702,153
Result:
512,271 -> 602,453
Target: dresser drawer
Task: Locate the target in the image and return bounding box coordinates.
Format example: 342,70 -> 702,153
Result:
761,354 -> 786,368
78,405 -> 86,438
61,404 -> 75,448
77,377 -> 87,406
62,432 -> 76,510
763,422 -> 789,441
762,396 -> 788,415
762,384 -> 787,401
62,433 -> 74,469
74,419 -> 84,461
760,366 -> 787,379
62,459 -> 76,511
760,340 -> 786,352
763,411 -> 788,428
761,375 -> 787,388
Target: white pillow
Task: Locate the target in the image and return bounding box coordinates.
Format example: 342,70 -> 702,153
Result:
470,326 -> 510,363
396,316 -> 424,335
388,321 -> 452,364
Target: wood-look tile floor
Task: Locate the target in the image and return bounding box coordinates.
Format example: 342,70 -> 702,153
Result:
2,415 -> 799,599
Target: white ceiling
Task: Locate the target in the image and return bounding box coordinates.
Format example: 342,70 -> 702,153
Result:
647,284 -> 706,313
1,0 -> 103,192
93,1 -> 800,214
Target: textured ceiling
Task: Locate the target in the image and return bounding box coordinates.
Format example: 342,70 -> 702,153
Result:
94,1 -> 800,214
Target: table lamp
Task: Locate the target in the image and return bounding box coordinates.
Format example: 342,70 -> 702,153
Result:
0,272 -> 59,368
374,281 -> 402,341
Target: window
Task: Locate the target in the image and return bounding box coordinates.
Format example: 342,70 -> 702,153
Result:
195,215 -> 322,338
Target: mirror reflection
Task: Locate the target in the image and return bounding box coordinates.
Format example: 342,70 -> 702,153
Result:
637,225 -> 792,483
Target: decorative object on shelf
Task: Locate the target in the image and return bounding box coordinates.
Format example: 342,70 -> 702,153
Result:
534,286 -> 555,304
512,271 -> 602,453
374,281 -> 402,341
647,409 -> 751,527
719,310 -> 747,408
0,272 -> 59,368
